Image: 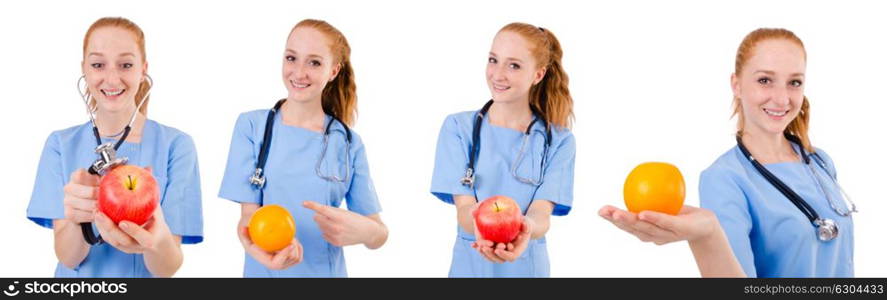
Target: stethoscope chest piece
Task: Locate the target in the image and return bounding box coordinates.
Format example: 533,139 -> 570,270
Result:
815,218 -> 838,242
249,168 -> 266,188
89,143 -> 128,176
460,168 -> 475,188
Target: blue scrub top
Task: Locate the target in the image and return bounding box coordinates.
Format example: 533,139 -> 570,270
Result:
218,110 -> 381,278
430,111 -> 576,277
27,120 -> 204,277
700,146 -> 854,277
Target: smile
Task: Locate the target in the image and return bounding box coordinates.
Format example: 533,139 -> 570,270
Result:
101,89 -> 124,96
492,83 -> 510,91
763,108 -> 787,117
290,80 -> 311,89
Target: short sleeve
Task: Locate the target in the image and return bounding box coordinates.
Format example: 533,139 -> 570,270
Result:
430,115 -> 474,204
161,134 -> 204,244
699,167 -> 757,277
345,134 -> 382,216
26,133 -> 66,229
533,133 -> 576,216
218,113 -> 261,204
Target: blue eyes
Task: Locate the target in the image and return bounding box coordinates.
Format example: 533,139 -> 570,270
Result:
285,55 -> 322,67
757,77 -> 803,87
90,63 -> 134,69
488,57 -> 521,70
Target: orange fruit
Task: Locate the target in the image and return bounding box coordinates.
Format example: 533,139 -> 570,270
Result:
623,162 -> 685,215
248,204 -> 296,252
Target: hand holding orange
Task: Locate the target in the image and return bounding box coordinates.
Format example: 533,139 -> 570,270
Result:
623,162 -> 685,215
248,204 -> 297,252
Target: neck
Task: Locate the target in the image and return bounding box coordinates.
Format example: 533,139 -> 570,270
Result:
487,98 -> 534,131
740,129 -> 798,164
281,97 -> 326,132
94,105 -> 144,141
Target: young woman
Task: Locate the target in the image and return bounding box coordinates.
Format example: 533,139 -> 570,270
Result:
219,19 -> 388,277
27,17 -> 204,277
599,28 -> 855,278
430,23 -> 576,277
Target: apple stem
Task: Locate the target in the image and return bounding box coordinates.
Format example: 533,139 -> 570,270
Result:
127,175 -> 134,191
494,202 -> 500,212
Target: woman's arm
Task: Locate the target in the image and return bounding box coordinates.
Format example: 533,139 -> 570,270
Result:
454,195 -> 479,235
302,201 -> 388,250
599,205 -> 745,277
55,169 -> 101,269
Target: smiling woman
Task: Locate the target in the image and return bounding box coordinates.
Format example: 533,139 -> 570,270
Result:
597,28 -> 856,278
702,28 -> 856,277
430,22 -> 576,278
25,16 -> 204,278
218,19 -> 388,278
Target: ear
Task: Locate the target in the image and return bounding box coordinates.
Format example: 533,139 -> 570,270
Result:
142,61 -> 149,81
81,60 -> 86,75
730,72 -> 740,99
533,66 -> 547,85
329,63 -> 341,82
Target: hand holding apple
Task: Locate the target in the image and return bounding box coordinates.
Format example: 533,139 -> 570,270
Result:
491,217 -> 533,262
94,204 -> 172,254
470,195 -> 529,263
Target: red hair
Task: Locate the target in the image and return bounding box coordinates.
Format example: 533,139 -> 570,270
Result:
732,28 -> 811,152
499,22 -> 574,129
83,17 -> 150,115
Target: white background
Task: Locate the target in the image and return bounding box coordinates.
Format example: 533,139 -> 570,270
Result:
1,0 -> 884,277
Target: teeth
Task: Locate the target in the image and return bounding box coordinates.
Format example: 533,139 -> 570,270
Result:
493,84 -> 510,91
291,81 -> 310,88
102,89 -> 124,96
764,108 -> 787,116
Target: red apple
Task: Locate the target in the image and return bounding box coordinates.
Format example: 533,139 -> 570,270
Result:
473,195 -> 523,243
98,165 -> 159,226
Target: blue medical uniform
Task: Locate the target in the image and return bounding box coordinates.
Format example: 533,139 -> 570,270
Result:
218,110 -> 381,278
430,111 -> 575,277
700,146 -> 854,277
27,120 -> 205,277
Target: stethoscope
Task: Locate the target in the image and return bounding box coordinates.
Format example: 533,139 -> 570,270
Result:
736,133 -> 858,242
76,74 -> 153,245
460,99 -> 552,188
249,98 -> 353,190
